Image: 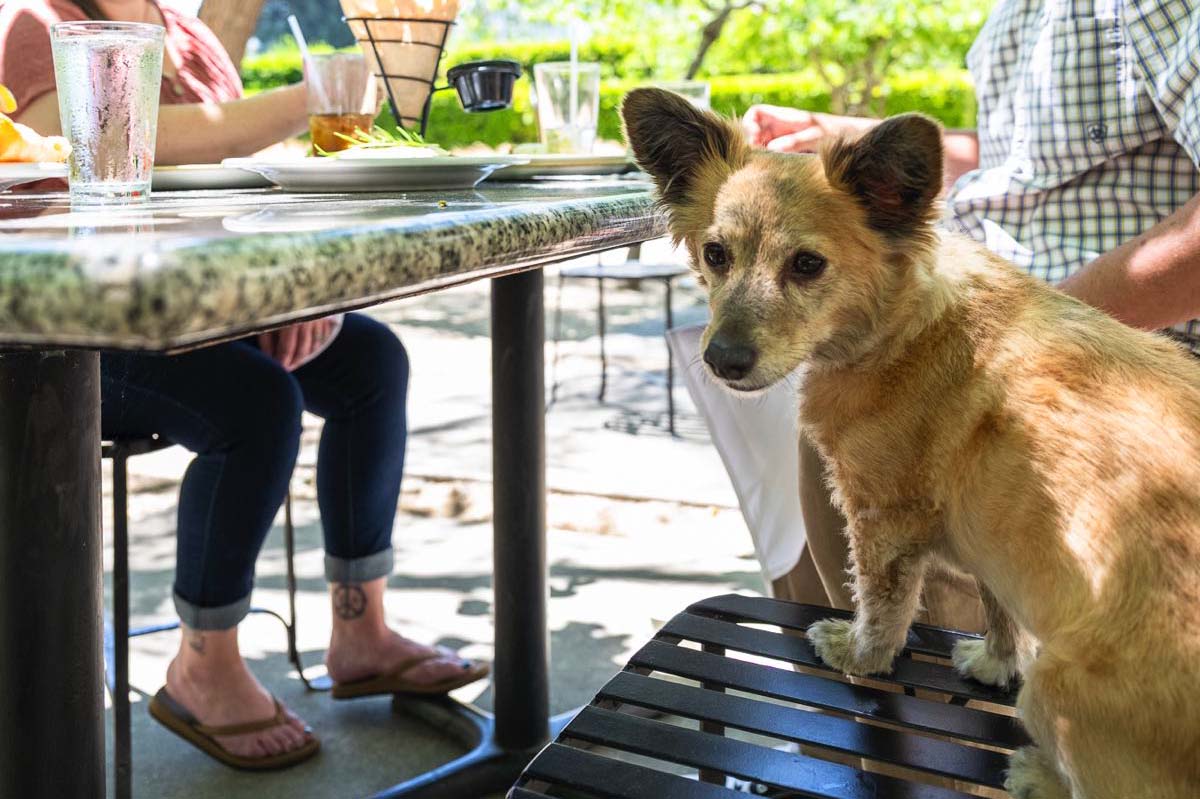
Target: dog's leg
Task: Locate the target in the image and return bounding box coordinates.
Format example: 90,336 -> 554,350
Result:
1006,653 -> 1073,798
807,524 -> 928,675
952,581 -> 1024,687
1005,745 -> 1071,799
1015,651 -> 1197,799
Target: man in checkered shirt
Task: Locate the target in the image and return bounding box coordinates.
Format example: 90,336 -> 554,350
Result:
736,0 -> 1200,630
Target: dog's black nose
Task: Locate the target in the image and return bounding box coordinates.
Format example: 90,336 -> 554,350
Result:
704,336 -> 758,381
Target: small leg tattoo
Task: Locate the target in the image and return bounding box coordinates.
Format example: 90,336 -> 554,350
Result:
333,584 -> 367,620
187,631 -> 206,655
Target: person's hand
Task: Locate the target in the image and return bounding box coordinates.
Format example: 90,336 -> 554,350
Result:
258,319 -> 338,371
741,105 -> 879,153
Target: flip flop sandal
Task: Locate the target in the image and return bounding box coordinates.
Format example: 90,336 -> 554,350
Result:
148,687 -> 320,771
331,652 -> 490,700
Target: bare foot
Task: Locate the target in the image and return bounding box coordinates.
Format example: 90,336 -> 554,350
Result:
325,626 -> 479,687
165,628 -> 314,759
325,578 -> 484,689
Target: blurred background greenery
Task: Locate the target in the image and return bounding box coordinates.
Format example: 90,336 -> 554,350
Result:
241,0 -> 989,148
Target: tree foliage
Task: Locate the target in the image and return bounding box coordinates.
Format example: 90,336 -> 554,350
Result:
253,0 -> 356,52
244,0 -> 990,119
707,0 -> 989,114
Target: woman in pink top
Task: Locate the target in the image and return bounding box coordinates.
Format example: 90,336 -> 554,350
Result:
0,0 -> 488,772
4,0 -> 308,163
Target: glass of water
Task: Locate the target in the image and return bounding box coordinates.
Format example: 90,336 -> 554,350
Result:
50,22 -> 164,203
533,62 -> 601,154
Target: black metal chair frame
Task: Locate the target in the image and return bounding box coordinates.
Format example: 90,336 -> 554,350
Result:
510,593 -> 1025,798
550,246 -> 689,436
103,435 -> 328,799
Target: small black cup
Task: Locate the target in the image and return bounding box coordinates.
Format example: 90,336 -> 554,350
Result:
446,60 -> 522,113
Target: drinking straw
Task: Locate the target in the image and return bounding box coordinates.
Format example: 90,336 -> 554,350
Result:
288,15 -> 328,108
568,17 -> 579,135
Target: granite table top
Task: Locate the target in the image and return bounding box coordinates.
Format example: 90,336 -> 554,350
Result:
0,178 -> 665,352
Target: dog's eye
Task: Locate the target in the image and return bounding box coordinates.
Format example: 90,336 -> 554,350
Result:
790,250 -> 827,279
702,242 -> 729,271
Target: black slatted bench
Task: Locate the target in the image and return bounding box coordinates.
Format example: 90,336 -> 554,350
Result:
509,593 -> 1025,798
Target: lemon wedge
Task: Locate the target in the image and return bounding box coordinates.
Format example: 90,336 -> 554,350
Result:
0,84 -> 15,115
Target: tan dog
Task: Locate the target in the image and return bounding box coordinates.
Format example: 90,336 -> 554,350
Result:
622,87 -> 1200,799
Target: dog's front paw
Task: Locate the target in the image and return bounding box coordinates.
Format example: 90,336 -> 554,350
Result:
807,618 -> 857,672
952,638 -> 1019,688
1005,747 -> 1071,799
806,618 -> 893,676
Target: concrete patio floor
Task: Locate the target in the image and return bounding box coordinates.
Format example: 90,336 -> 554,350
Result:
105,242 -> 772,798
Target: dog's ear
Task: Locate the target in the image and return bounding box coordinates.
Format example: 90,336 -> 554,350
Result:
821,113 -> 943,237
622,87 -> 747,208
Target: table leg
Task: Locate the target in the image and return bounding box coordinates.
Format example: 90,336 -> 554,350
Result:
371,268 -> 567,798
490,267 -> 550,749
0,349 -> 104,799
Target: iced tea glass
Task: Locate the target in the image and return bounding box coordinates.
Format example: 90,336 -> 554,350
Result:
306,53 -> 377,155
51,21 -> 164,203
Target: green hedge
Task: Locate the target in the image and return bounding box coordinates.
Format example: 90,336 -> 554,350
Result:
241,41 -> 337,93
377,70 -> 975,149
241,46 -> 976,148
241,37 -> 657,91
448,37 -> 656,80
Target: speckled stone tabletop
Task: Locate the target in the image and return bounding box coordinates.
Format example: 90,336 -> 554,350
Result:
0,179 -> 665,352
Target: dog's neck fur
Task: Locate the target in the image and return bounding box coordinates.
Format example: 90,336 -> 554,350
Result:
809,230 -> 956,374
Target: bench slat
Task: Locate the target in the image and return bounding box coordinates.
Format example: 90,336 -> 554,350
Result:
564,707 -> 980,799
520,743 -> 743,799
597,671 -> 1010,788
628,641 -> 1029,748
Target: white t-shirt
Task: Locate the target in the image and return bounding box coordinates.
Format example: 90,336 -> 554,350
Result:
667,324 -> 805,582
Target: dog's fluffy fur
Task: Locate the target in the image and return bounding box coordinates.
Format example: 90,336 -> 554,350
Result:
622,88 -> 1200,798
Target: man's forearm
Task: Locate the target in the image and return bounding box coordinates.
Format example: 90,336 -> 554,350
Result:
16,83 -> 310,165
1057,192 -> 1200,330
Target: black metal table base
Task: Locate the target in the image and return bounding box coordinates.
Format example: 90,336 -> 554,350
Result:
0,269 -> 556,798
372,268 -> 553,797
0,350 -> 105,798
373,697 -> 576,798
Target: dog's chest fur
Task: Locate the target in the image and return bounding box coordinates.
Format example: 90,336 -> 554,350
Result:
796,300 -> 983,534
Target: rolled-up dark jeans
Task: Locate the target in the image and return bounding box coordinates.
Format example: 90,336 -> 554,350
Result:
100,312 -> 409,630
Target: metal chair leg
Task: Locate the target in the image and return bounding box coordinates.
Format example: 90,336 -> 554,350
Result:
284,491 -> 330,692
112,450 -> 133,799
664,278 -> 676,437
597,277 -> 607,403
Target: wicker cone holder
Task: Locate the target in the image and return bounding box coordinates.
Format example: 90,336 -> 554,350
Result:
339,0 -> 461,132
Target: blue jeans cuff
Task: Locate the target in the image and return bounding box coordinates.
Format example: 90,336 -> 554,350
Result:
173,591 -> 251,631
325,547 -> 394,584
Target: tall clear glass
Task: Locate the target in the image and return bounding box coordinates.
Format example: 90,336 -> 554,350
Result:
533,62 -> 601,154
50,22 -> 164,203
305,52 -> 377,155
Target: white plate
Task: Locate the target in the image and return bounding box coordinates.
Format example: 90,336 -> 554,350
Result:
490,154 -> 637,181
0,162 -> 67,191
222,155 -> 530,193
153,164 -> 273,191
